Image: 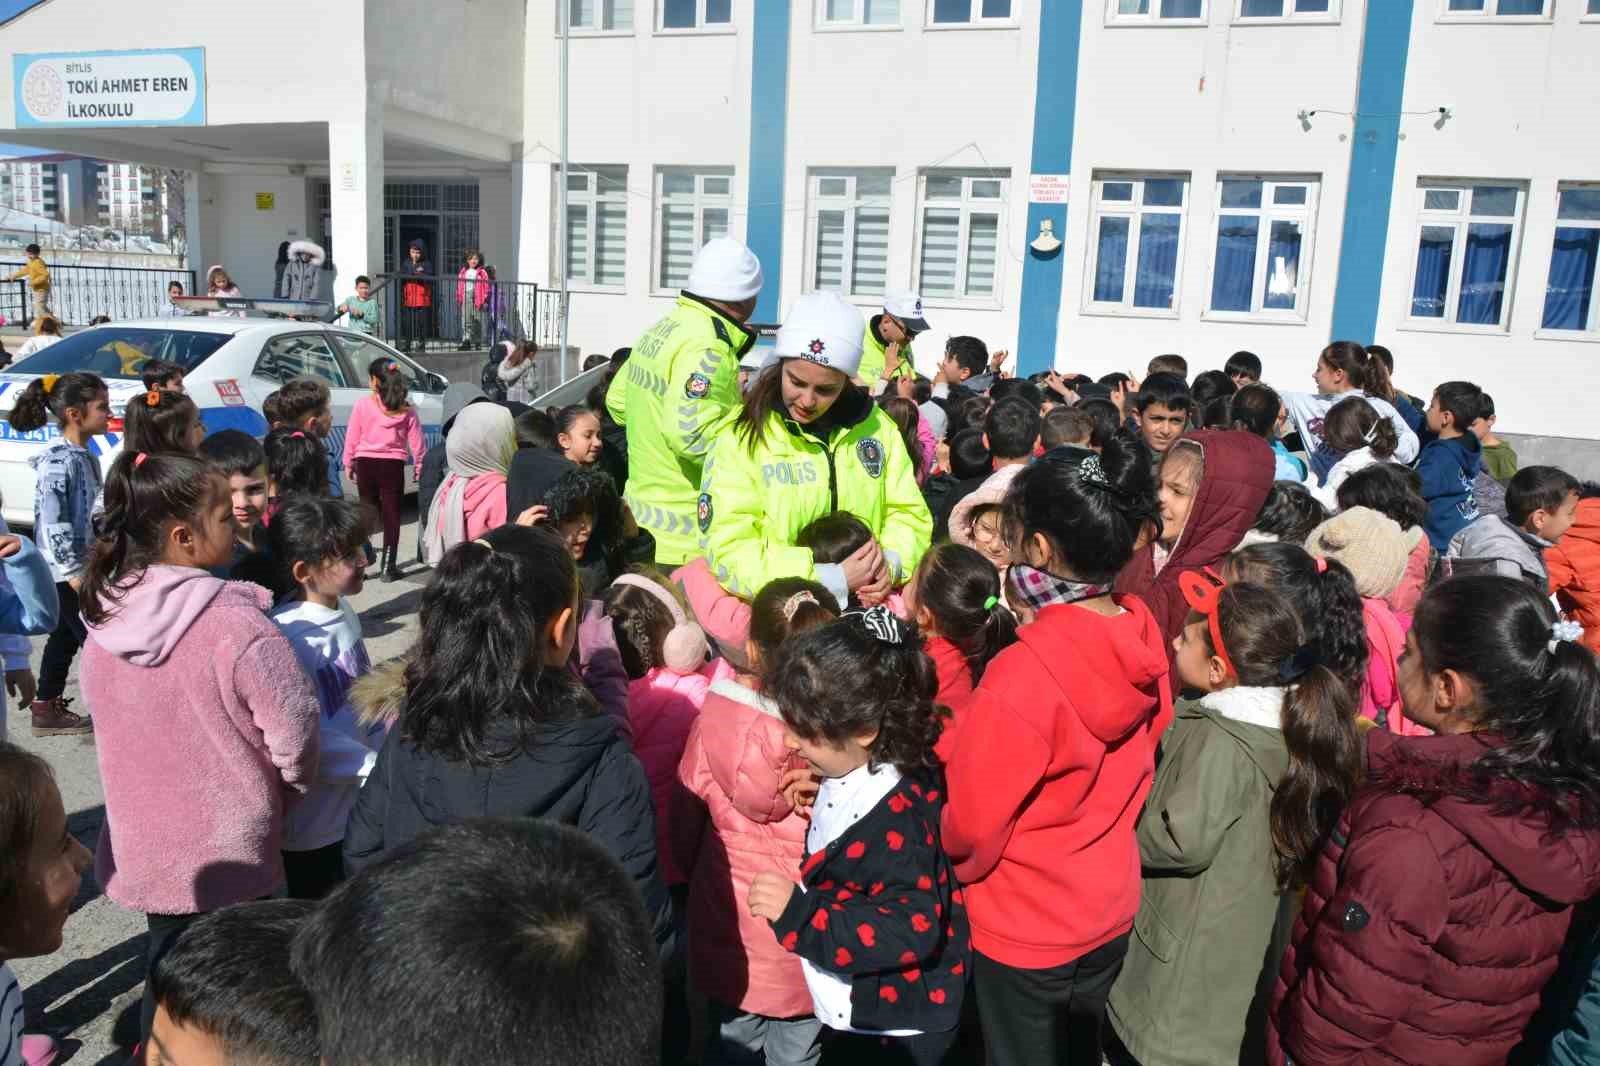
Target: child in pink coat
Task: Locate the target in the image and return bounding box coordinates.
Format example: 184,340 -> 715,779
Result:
344,357 -> 425,581
672,577 -> 841,1065
77,452 -> 319,1043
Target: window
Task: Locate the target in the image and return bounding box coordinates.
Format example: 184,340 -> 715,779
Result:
1540,186 -> 1600,334
915,170 -> 1006,303
1085,173 -> 1190,314
806,170 -> 893,298
565,166 -> 628,289
1236,0 -> 1335,19
1207,176 -> 1318,319
255,334 -> 353,388
1439,0 -> 1549,18
1407,182 -> 1525,329
660,0 -> 731,29
1108,0 -> 1206,22
929,0 -> 1013,24
820,0 -> 899,25
564,0 -> 633,30
13,328 -> 229,380
655,168 -> 734,292
1589,0 -> 1600,14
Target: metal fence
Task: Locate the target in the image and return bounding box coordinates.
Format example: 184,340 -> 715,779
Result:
371,273 -> 565,354
1,262 -> 195,326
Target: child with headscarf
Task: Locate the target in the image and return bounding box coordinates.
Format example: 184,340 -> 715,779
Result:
423,403 -> 514,564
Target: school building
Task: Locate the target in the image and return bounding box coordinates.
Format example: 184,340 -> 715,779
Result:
1,0 -> 1598,442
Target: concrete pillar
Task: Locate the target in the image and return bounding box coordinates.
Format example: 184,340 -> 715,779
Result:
182,169 -> 220,293
328,92 -> 385,299
514,158 -> 554,287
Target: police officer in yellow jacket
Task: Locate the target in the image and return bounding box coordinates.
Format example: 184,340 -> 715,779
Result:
699,292 -> 932,608
855,288 -> 931,394
605,238 -> 761,565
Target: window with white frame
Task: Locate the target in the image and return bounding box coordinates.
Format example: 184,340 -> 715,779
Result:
1407,182 -> 1526,328
929,0 -> 1013,24
820,0 -> 900,26
565,166 -> 628,289
564,0 -> 633,31
1208,176 -> 1319,318
915,170 -> 1006,302
1108,0 -> 1206,22
1439,0 -> 1549,18
807,170 -> 893,298
1085,173 -> 1190,313
660,0 -> 731,29
1236,0 -> 1335,20
655,168 -> 733,292
1590,0 -> 1600,15
1540,186 -> 1600,334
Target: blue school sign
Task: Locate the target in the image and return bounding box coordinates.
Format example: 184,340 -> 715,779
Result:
13,47 -> 206,128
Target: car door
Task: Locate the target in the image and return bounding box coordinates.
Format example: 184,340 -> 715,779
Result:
327,330 -> 446,489
251,331 -> 362,493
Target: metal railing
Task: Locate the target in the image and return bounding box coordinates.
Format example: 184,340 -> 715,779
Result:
371,273 -> 565,354
1,262 -> 196,326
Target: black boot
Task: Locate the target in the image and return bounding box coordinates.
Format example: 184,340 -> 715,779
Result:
382,546 -> 403,583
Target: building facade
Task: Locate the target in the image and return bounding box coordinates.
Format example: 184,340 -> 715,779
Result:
1,0 -> 1596,437
0,155 -> 173,236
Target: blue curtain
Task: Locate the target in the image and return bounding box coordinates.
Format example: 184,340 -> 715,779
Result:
1456,223 -> 1511,325
1094,217 -> 1129,303
1135,213 -> 1180,309
1540,227 -> 1599,330
1162,0 -> 1203,15
1264,220 -> 1302,310
1410,228 -> 1453,318
1210,216 -> 1257,312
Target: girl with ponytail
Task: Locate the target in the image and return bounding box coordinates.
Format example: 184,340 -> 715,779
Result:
7,371 -> 108,735
122,386 -> 205,456
1107,576 -> 1360,1066
1268,575 -> 1600,1066
1305,396 -> 1400,511
1282,341 -> 1420,482
76,451 -> 319,1043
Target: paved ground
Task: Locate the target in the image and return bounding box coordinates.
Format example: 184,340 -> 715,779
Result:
5,510 -> 428,1065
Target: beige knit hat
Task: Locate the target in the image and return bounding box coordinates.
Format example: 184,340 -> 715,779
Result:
1304,506 -> 1425,599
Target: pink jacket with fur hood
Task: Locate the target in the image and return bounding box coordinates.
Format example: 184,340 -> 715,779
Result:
672,678 -> 812,1018
629,657 -> 734,885
81,567 -> 320,914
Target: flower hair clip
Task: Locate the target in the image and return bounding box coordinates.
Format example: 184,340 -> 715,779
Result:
1550,619 -> 1584,653
1077,454 -> 1110,488
844,605 -> 908,646
781,590 -> 818,622
145,389 -> 162,407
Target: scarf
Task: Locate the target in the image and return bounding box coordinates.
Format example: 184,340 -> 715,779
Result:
424,403 -> 515,565
1007,562 -> 1113,615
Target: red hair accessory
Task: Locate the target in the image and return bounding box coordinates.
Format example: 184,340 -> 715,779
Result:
1179,569 -> 1235,680
1314,556 -> 1329,574
133,452 -> 148,468
291,431 -> 305,439
145,389 -> 162,407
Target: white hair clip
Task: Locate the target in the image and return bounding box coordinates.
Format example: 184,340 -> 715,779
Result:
1550,619 -> 1584,653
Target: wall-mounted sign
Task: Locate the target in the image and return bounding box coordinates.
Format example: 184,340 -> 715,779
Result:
255,192 -> 275,211
1029,174 -> 1070,205
13,47 -> 205,128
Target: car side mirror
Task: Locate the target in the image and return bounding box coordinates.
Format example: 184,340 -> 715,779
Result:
425,372 -> 448,393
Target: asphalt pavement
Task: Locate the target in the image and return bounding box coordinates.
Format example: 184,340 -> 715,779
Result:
5,511 -> 428,1065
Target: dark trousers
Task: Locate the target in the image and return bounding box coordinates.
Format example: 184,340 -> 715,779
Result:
355,456 -> 405,554
283,842 -> 345,900
401,306 -> 430,348
141,911 -> 201,1039
822,1027 -> 959,1066
37,581 -> 85,702
972,933 -> 1130,1066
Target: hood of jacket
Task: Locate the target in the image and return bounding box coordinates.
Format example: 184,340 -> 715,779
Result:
1558,498 -> 1600,552
287,240 -> 325,267
1447,514 -> 1550,568
1165,429 -> 1275,570
1431,432 -> 1483,475
507,447 -> 577,512
361,400 -> 417,432
84,565 -> 241,667
352,656 -> 408,730
700,680 -> 794,825
1367,729 -> 1600,905
950,463 -> 1024,545
460,470 -> 508,517
1020,595 -> 1170,744
441,386 -> 488,434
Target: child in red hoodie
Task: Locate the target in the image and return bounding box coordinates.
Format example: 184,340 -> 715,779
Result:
942,436 -> 1173,1066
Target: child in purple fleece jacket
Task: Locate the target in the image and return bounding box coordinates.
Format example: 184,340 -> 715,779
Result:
76,451 -> 319,1044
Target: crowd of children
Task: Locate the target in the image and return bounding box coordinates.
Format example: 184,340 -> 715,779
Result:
6,233 -> 1600,1066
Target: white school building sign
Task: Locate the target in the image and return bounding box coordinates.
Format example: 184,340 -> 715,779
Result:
12,47 -> 205,128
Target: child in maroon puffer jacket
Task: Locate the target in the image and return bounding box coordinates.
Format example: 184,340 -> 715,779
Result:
1268,575 -> 1600,1066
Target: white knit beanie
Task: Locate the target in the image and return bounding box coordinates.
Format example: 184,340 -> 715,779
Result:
686,238 -> 763,302
773,292 -> 866,378
1305,506 -> 1425,599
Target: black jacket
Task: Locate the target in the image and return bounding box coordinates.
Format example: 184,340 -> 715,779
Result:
770,768 -> 969,1034
345,709 -> 675,959
508,453 -> 655,597
926,474 -> 989,542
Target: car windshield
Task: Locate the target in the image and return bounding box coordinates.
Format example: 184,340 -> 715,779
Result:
9,327 -> 231,380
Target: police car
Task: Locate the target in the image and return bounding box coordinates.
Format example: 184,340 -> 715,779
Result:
0,301 -> 448,527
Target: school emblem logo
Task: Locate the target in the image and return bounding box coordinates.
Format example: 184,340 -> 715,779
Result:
685,372 -> 712,400
857,438 -> 884,480
697,492 -> 714,532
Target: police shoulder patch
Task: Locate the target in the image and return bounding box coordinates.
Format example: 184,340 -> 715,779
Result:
857,437 -> 884,479
697,492 -> 714,532
685,372 -> 712,400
